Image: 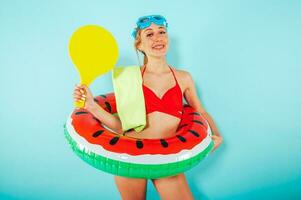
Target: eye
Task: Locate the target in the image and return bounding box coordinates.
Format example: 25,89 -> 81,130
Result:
159,31 -> 166,34
146,33 -> 153,37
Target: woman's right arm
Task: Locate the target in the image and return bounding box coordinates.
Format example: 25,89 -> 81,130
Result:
73,84 -> 123,134
88,103 -> 123,134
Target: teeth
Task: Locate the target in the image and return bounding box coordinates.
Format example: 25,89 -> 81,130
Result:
153,45 -> 164,49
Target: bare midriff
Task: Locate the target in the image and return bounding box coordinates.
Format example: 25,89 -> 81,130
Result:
124,111 -> 181,139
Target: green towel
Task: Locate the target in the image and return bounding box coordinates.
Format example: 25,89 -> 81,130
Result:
112,66 -> 146,133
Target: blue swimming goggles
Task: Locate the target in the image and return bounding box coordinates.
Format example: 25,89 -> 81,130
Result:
131,15 -> 168,38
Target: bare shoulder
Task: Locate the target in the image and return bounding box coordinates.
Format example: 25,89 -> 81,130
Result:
172,67 -> 192,79
171,67 -> 193,91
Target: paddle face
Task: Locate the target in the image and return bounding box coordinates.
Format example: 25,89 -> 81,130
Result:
69,25 -> 119,107
69,25 -> 119,85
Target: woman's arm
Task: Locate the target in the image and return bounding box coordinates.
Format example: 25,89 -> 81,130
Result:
182,71 -> 223,151
88,103 -> 123,134
73,84 -> 123,134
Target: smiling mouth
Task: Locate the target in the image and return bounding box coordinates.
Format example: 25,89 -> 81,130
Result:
152,44 -> 165,50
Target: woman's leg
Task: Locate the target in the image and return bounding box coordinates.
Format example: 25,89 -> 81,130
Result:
151,173 -> 194,200
114,176 -> 147,200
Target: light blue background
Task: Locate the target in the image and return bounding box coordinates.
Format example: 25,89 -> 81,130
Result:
1,0 -> 300,199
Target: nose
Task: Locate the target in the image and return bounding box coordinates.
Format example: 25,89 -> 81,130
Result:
153,32 -> 164,41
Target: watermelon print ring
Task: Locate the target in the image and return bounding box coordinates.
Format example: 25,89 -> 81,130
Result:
64,93 -> 214,179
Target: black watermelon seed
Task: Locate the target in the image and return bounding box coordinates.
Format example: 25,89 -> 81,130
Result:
192,120 -> 204,126
184,104 -> 191,108
75,111 -> 88,115
176,124 -> 188,131
92,117 -> 101,124
176,135 -> 186,142
100,94 -> 107,98
105,101 -> 112,113
136,140 -> 144,149
188,130 -> 200,137
109,136 -> 120,145
189,112 -> 200,116
92,130 -> 104,137
160,139 -> 168,148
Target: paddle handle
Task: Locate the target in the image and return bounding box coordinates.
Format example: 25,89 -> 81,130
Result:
74,100 -> 85,108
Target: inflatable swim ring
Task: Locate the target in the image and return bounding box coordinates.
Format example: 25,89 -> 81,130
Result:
64,93 -> 214,179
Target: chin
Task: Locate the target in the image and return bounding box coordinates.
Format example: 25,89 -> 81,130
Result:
150,48 -> 168,57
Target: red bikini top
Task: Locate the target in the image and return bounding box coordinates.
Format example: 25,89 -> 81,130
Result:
141,65 -> 183,119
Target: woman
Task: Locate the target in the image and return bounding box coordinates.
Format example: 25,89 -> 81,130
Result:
73,15 -> 223,200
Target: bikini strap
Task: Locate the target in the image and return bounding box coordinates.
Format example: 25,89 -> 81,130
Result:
168,65 -> 179,85
142,65 -> 178,84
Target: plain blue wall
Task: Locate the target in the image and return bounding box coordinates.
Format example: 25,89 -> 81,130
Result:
1,0 -> 300,199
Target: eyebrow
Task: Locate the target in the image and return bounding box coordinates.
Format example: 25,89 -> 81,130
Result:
143,27 -> 165,33
143,28 -> 152,32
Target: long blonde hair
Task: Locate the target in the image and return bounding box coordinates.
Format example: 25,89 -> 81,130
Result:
134,29 -> 148,66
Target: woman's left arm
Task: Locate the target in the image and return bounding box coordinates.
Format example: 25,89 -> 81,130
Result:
181,71 -> 223,151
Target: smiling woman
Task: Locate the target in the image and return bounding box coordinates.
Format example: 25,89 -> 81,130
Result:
132,15 -> 169,67
72,14 -> 222,200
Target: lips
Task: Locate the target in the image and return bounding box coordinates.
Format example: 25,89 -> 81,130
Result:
152,44 -> 165,50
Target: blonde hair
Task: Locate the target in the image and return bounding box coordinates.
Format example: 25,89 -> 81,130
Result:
134,29 -> 148,66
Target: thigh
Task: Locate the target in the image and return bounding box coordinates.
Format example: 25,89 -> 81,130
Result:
151,173 -> 194,200
114,176 -> 147,200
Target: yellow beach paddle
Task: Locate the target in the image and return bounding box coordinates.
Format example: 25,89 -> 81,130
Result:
69,25 -> 119,108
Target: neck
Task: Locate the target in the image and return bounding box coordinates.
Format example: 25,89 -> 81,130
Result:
144,56 -> 169,73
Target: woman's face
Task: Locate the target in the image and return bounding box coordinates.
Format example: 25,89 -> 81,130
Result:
138,23 -> 169,58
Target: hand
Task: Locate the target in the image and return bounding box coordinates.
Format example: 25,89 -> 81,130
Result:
73,84 -> 96,112
211,134 -> 223,153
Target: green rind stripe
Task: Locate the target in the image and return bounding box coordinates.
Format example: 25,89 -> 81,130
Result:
64,124 -> 214,179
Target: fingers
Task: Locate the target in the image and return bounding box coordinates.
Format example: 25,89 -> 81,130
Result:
73,84 -> 87,102
74,94 -> 86,102
75,84 -> 86,93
